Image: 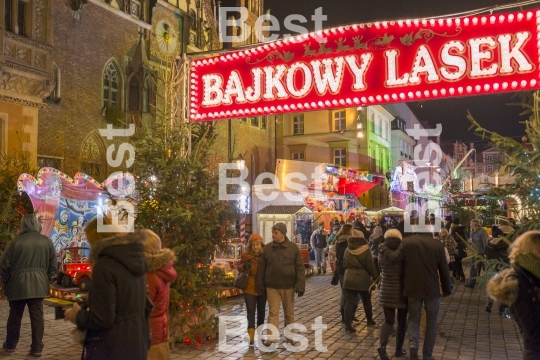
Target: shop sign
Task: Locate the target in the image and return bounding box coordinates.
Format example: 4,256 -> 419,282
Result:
190,9 -> 540,122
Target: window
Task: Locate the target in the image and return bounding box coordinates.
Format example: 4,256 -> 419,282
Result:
293,115 -> 304,135
334,148 -> 346,167
292,152 -> 304,161
5,0 -> 12,32
189,9 -> 197,31
486,155 -> 493,160
487,165 -> 494,172
369,111 -> 374,131
375,115 -> 382,135
103,62 -> 120,108
80,132 -> 106,181
17,0 -> 25,36
477,165 -> 483,173
382,119 -> 387,139
46,63 -> 61,102
250,117 -> 259,127
37,156 -> 63,170
261,116 -> 267,129
129,77 -> 140,111
333,110 -> 346,131
457,153 -> 463,159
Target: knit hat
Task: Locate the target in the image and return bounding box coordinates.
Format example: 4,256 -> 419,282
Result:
351,229 -> 365,239
272,222 -> 287,235
84,216 -> 125,247
141,229 -> 162,255
384,228 -> 403,240
249,233 -> 263,243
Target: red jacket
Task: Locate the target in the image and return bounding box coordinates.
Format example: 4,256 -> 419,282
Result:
146,249 -> 177,345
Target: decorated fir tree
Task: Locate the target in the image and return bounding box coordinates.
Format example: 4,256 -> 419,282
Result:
469,90 -> 540,237
129,54 -> 238,345
0,135 -> 35,252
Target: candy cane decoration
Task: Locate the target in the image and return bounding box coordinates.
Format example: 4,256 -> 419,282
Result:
239,214 -> 246,241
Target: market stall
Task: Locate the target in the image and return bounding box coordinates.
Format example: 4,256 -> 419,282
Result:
257,205 -> 313,244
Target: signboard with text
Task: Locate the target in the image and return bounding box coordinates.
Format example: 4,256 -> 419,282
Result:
190,9 -> 540,121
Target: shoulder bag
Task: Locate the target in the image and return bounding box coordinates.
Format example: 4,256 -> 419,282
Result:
233,261 -> 251,290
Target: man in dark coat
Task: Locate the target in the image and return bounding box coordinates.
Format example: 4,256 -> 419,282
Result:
258,222 -> 305,348
380,224 -> 452,360
64,217 -> 152,360
0,214 -> 57,357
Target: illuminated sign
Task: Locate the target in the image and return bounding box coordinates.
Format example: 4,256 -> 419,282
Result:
190,9 -> 540,122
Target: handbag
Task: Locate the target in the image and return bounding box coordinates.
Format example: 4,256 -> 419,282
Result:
330,271 -> 339,286
233,261 -> 251,290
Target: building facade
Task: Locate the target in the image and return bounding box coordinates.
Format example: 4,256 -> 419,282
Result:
37,0 -> 216,179
0,0 -> 55,163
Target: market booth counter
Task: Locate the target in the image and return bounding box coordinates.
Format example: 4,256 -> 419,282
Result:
257,205 -> 315,276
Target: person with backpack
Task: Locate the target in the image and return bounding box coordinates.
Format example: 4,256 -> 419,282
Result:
310,223 -> 328,274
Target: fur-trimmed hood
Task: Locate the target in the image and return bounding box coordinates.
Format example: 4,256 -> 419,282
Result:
90,230 -> 148,277
487,268 -> 519,306
145,248 -> 176,271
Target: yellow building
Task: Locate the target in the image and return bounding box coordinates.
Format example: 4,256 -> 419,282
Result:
276,105 -> 393,208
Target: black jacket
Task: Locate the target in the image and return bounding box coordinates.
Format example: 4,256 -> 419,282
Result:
380,233 -> 452,299
76,231 -> 151,360
451,225 -> 468,258
0,215 -> 57,301
488,265 -> 540,360
378,237 -> 406,309
335,235 -> 350,276
343,237 -> 378,291
258,238 -> 306,293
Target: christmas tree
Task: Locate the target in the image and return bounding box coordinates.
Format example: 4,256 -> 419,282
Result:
129,55 -> 238,345
469,90 -> 540,237
0,134 -> 35,252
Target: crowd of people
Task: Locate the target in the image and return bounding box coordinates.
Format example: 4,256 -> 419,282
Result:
1,213 -> 539,359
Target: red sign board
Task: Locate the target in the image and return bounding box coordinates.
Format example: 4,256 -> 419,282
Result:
190,9 -> 540,122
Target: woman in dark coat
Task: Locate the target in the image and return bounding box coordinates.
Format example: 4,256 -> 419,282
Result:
64,217 -> 152,360
335,224 -> 353,323
343,229 -> 379,333
377,229 -> 407,360
487,231 -> 540,360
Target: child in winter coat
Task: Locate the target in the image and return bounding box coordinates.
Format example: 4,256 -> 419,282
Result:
328,245 -> 337,272
142,230 -> 178,360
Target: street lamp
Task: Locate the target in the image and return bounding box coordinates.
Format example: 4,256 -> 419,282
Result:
236,153 -> 245,170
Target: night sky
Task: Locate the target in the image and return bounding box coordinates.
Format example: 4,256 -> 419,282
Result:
264,0 -> 537,144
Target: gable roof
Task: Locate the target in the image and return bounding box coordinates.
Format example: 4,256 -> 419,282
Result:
257,205 -> 312,215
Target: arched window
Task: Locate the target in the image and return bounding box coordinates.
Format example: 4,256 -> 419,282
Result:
129,77 -> 140,110
189,9 -> 197,31
80,131 -> 106,181
103,61 -> 121,108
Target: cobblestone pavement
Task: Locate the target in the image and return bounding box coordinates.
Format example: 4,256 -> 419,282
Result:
0,267 -> 524,359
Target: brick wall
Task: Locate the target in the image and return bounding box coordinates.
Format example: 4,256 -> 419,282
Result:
38,0 -> 141,179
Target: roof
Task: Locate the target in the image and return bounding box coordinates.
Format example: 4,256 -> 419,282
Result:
257,205 -> 312,215
365,205 -> 406,214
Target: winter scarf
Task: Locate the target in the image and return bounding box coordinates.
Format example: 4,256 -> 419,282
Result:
515,253 -> 540,280
250,249 -> 262,257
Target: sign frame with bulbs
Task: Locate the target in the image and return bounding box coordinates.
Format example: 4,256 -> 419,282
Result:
190,8 -> 540,122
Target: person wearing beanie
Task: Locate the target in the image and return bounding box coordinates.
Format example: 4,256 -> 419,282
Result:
258,222 -> 306,348
0,214 -> 57,357
377,229 -> 407,360
342,229 -> 378,333
487,231 -> 540,359
64,217 -> 152,360
141,230 -> 177,360
237,233 -> 265,346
